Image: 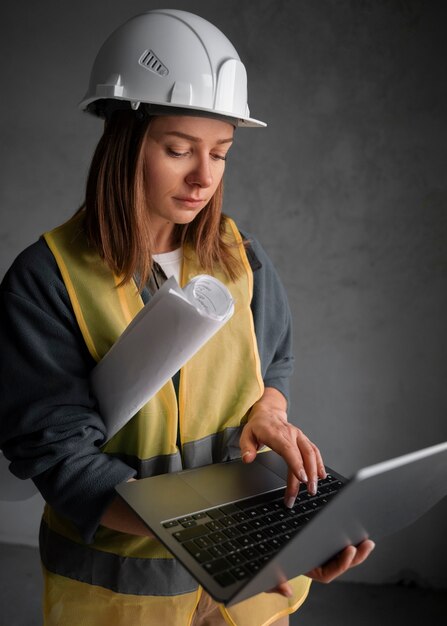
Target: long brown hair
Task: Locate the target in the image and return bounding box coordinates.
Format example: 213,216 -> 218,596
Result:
79,109 -> 242,289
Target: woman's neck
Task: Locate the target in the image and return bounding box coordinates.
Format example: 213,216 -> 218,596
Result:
151,219 -> 179,253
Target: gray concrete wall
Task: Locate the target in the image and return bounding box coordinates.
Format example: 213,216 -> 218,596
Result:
0,0 -> 446,588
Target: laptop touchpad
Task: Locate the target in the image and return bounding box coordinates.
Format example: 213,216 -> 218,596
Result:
180,459 -> 285,507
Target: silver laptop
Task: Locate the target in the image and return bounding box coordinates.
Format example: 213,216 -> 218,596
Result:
116,441 -> 447,606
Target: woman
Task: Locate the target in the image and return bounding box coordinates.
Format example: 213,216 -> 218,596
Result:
0,9 -> 374,626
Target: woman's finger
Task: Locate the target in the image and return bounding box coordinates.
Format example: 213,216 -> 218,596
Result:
306,540 -> 376,584
239,424 -> 260,463
284,465 -> 302,508
350,540 -> 376,567
266,581 -> 293,598
295,429 -> 319,495
311,442 -> 327,479
240,414 -> 326,500
311,545 -> 357,583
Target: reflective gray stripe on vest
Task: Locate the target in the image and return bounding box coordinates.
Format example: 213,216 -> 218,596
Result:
112,450 -> 184,478
39,520 -> 198,596
111,427 -> 243,477
182,426 -> 243,468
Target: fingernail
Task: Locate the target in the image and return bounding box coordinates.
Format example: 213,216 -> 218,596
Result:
242,450 -> 253,460
298,469 -> 308,482
308,480 -> 317,495
284,585 -> 293,598
320,466 -> 327,478
285,496 -> 296,509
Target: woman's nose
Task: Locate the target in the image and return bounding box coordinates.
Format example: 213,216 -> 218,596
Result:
185,157 -> 213,188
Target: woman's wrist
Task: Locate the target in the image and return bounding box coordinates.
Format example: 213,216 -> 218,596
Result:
248,386 -> 288,421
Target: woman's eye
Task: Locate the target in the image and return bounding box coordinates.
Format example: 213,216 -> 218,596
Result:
167,148 -> 189,158
167,148 -> 228,161
211,153 -> 228,162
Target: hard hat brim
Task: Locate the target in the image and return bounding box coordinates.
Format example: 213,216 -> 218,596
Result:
79,96 -> 267,128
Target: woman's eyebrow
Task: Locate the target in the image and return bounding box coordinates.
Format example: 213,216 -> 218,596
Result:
164,131 -> 233,145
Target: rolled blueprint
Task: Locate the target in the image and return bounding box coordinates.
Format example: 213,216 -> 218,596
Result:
91,275 -> 234,441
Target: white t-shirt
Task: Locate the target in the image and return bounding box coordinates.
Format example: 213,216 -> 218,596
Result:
152,248 -> 183,284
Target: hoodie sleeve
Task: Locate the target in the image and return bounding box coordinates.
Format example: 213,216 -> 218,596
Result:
246,234 -> 295,404
0,239 -> 136,543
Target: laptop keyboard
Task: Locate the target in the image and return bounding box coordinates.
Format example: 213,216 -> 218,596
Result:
163,473 -> 344,588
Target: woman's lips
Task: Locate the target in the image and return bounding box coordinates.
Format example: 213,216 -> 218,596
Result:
173,196 -> 206,208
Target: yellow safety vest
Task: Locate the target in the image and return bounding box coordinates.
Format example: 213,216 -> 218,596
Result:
40,213 -> 311,626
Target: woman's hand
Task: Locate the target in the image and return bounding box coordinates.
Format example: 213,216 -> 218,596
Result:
239,387 -> 326,507
240,388 -> 376,597
305,539 -> 375,583
268,540 -> 376,597
100,480 -> 155,538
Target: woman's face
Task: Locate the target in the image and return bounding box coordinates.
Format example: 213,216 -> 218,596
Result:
144,115 -> 234,239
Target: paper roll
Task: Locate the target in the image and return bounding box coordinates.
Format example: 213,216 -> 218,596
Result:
91,275 -> 234,440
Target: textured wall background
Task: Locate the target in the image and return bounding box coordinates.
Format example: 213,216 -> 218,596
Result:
0,0 -> 446,587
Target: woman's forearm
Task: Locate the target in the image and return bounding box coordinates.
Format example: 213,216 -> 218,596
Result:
100,494 -> 154,537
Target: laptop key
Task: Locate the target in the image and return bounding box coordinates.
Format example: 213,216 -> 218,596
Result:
309,501 -> 321,510
274,510 -> 288,521
269,537 -> 283,550
214,571 -> 236,587
173,525 -> 209,542
206,520 -> 224,531
204,558 -> 231,575
208,545 -> 228,559
245,508 -> 261,519
249,530 -> 268,543
209,531 -> 227,544
275,521 -> 292,533
235,535 -> 252,548
222,540 -> 240,554
194,536 -> 213,549
180,520 -> 197,528
319,485 -> 332,495
183,542 -> 212,563
256,503 -> 275,514
259,554 -> 271,563
230,566 -> 250,581
162,520 -> 179,528
192,512 -> 208,520
226,552 -> 247,566
270,501 -> 282,511
206,508 -> 225,520
241,546 -> 260,561
250,518 -> 266,529
256,542 -> 273,556
235,522 -> 254,534
244,559 -> 262,574
298,503 -> 312,513
222,527 -> 240,539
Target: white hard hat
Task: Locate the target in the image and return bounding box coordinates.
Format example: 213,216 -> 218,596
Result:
80,9 -> 266,128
